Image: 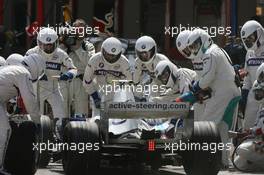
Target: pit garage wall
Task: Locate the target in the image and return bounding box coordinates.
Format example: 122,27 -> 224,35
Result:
73,0 -> 256,40
0,0 -> 258,31
75,0 -> 94,25
0,0 -> 257,46
169,0 -> 256,59
173,0 -> 257,38
170,0 -> 194,60
237,0 -> 257,33
122,0 -> 141,38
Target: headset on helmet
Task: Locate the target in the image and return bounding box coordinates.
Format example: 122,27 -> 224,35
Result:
187,28 -> 212,59
176,30 -> 194,59
101,37 -> 122,64
37,28 -> 58,56
6,53 -> 24,66
0,56 -> 6,66
154,60 -> 178,89
240,20 -> 264,51
135,36 -> 157,63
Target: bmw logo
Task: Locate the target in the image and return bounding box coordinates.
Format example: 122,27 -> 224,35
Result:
46,37 -> 51,42
111,48 -> 116,53
141,44 -> 146,49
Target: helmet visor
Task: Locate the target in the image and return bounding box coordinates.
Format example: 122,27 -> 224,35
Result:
102,49 -> 121,64
182,47 -> 191,57
39,41 -> 57,54
136,46 -> 155,62
156,65 -> 171,85
188,37 -> 202,56
242,31 -> 257,49
254,88 -> 264,101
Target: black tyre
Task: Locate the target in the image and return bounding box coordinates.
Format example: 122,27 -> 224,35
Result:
5,120 -> 39,175
183,121 -> 222,175
4,121 -> 18,173
62,121 -> 100,175
38,115 -> 54,168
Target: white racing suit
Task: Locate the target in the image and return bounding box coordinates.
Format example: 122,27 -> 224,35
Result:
152,68 -> 202,120
149,68 -> 197,137
133,53 -> 170,98
197,44 -> 241,166
150,68 -> 197,101
26,46 -> 77,120
234,109 -> 264,172
0,65 -> 40,169
83,53 -> 138,135
60,41 -> 95,117
133,54 -> 174,127
243,49 -> 264,129
191,57 -> 207,121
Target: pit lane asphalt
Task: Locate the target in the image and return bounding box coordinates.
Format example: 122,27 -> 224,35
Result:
36,163 -> 262,175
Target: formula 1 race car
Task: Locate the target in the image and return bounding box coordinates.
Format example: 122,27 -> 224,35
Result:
61,86 -> 222,175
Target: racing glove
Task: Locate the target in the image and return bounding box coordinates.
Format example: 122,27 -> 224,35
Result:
60,72 -> 74,81
91,91 -> 101,109
240,89 -> 249,114
175,91 -> 197,104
